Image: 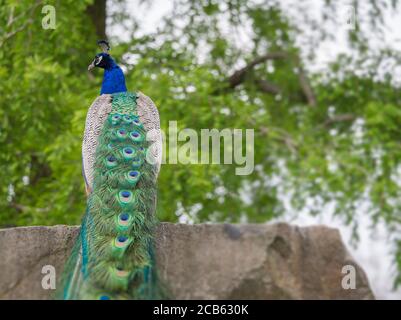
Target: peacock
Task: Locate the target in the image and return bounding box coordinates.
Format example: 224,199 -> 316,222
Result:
56,40 -> 164,300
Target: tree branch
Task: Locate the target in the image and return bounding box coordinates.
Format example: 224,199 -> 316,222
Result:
248,118 -> 298,154
323,114 -> 355,127
0,19 -> 33,47
261,126 -> 298,153
227,52 -> 288,89
254,79 -> 281,95
216,50 -> 318,108
7,6 -> 15,27
0,1 -> 41,47
10,202 -> 50,213
296,65 -> 317,107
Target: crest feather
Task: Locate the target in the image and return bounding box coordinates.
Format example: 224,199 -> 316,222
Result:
97,40 -> 110,53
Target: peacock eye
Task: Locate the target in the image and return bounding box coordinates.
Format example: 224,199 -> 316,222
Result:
95,55 -> 103,65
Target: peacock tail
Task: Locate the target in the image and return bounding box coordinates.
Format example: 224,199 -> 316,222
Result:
56,92 -> 165,300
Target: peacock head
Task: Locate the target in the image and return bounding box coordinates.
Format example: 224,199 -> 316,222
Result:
88,40 -> 112,71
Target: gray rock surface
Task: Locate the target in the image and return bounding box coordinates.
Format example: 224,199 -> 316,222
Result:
0,223 -> 374,299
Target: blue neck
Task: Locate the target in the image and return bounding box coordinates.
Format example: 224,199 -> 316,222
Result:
103,55 -> 118,70
99,54 -> 128,95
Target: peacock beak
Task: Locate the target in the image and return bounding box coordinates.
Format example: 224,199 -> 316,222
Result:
88,61 -> 95,71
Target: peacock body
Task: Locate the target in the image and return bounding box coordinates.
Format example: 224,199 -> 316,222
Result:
56,41 -> 164,300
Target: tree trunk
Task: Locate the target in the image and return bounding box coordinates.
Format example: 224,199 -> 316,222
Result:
86,0 -> 107,40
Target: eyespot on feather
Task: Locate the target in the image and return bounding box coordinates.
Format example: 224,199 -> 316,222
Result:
109,113 -> 121,125
121,147 -> 136,160
122,115 -> 132,124
132,118 -> 143,128
129,130 -> 144,143
116,128 -> 128,140
125,170 -> 140,185
105,155 -> 118,168
131,157 -> 144,169
118,190 -> 134,205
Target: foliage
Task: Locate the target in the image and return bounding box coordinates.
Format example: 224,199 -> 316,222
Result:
1,0 -> 401,285
0,0 -> 96,225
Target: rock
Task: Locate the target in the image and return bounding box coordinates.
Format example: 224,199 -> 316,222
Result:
0,223 -> 374,300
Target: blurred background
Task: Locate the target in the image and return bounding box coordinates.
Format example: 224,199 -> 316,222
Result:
1,0 -> 401,299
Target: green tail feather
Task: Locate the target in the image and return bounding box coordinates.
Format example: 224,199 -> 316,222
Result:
56,92 -> 166,300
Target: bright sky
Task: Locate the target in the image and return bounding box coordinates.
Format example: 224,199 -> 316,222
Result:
108,0 -> 401,299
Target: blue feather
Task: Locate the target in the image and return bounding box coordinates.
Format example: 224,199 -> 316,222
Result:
90,52 -> 127,95
101,65 -> 127,95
